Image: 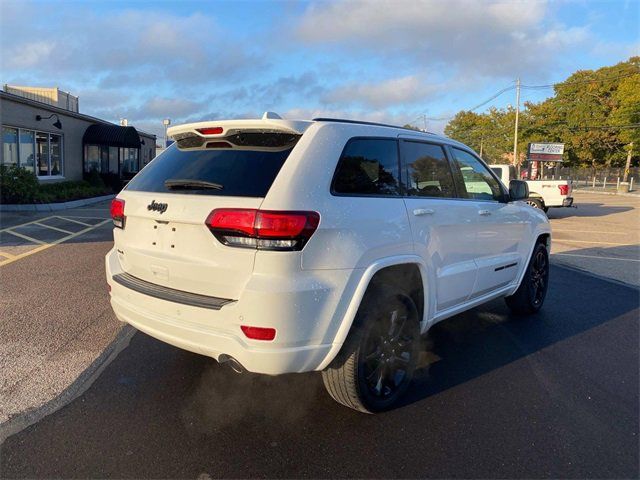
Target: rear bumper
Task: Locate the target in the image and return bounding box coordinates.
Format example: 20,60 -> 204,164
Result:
105,247 -> 353,375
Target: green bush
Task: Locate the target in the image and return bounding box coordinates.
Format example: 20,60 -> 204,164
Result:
0,166 -> 113,204
0,165 -> 40,203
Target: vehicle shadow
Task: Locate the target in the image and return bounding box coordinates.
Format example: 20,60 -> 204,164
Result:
546,201 -> 633,219
398,263 -> 639,409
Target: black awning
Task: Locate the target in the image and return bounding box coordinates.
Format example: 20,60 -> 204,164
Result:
83,124 -> 141,148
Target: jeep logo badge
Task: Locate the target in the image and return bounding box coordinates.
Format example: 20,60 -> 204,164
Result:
147,200 -> 168,214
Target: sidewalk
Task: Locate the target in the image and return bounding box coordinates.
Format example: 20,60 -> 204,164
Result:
0,202 -> 132,441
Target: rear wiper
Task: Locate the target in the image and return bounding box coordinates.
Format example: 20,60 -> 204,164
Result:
165,179 -> 223,190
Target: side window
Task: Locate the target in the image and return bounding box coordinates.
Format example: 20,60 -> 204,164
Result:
401,141 -> 455,198
450,148 -> 504,201
332,138 -> 400,196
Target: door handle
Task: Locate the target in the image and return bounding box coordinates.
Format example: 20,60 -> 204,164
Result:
413,208 -> 435,216
478,209 -> 491,216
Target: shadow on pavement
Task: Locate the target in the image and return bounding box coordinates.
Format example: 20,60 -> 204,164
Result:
546,201 -> 633,219
2,265 -> 638,479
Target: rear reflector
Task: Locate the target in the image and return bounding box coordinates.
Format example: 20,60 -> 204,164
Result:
241,325 -> 276,341
110,198 -> 126,229
197,127 -> 224,135
206,209 -> 320,251
558,184 -> 569,196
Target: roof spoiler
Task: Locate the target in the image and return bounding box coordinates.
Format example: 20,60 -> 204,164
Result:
167,112 -> 312,151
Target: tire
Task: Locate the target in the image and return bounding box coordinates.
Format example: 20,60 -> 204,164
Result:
322,286 -> 421,413
525,198 -> 544,211
505,242 -> 550,315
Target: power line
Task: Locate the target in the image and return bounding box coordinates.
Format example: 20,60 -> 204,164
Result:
411,70 -> 639,126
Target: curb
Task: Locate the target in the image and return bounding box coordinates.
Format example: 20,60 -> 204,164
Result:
573,189 -> 639,197
0,194 -> 115,212
0,325 -> 136,444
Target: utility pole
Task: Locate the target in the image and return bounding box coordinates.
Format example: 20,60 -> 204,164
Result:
479,137 -> 484,159
422,114 -> 427,132
512,77 -> 520,166
623,142 -> 633,182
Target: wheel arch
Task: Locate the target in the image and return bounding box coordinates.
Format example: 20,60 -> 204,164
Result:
316,255 -> 429,371
508,229 -> 552,296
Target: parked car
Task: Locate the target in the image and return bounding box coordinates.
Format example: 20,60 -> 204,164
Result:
106,114 -> 551,413
490,164 -> 573,212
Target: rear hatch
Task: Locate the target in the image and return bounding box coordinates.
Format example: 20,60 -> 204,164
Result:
113,116 -> 311,300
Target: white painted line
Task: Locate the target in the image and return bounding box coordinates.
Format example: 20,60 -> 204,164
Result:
0,216 -> 57,233
554,239 -> 637,247
3,229 -> 48,245
553,229 -> 629,235
553,253 -> 640,262
55,216 -> 92,227
33,222 -> 74,235
0,219 -> 110,267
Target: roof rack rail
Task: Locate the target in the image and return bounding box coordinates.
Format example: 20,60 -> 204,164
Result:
312,117 -> 436,135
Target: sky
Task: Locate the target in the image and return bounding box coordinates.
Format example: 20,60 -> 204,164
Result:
1,0 -> 638,139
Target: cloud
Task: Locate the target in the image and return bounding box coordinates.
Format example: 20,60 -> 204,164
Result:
295,0 -> 589,76
322,75 -> 441,108
0,5 -> 261,88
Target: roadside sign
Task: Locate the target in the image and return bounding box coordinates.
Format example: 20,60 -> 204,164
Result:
528,142 -> 564,162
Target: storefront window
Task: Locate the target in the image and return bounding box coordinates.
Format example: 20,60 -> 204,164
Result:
50,135 -> 62,176
109,146 -> 119,173
2,127 -> 18,166
85,145 -> 101,172
19,130 -> 35,172
36,131 -> 49,176
1,126 -> 63,176
120,147 -> 139,175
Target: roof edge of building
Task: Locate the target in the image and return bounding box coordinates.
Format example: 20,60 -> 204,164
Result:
0,91 -> 156,139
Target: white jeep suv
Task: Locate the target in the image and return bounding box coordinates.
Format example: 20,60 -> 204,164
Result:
106,114 -> 551,413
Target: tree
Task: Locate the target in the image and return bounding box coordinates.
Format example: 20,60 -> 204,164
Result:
443,57 -> 640,169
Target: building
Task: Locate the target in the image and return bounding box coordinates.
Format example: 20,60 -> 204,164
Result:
0,85 -> 156,182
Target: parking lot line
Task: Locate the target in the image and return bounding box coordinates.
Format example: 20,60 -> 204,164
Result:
0,219 -> 111,267
56,216 -> 93,227
553,229 -> 628,235
32,221 -> 74,235
553,239 -> 636,246
553,252 -> 640,262
4,229 -> 48,245
0,251 -> 17,259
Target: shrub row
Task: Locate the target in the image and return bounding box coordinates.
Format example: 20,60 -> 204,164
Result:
0,166 -> 113,204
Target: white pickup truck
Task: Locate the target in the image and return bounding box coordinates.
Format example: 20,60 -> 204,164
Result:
489,164 -> 574,213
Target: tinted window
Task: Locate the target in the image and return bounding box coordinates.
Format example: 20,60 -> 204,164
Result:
450,148 -> 504,201
126,144 -> 292,197
332,139 -> 400,195
402,141 -> 455,198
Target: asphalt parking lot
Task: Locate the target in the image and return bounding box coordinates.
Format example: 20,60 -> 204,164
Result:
548,192 -> 640,287
0,193 -> 638,478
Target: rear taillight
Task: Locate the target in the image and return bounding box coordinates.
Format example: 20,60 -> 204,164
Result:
110,198 -> 126,229
205,209 -> 320,251
558,184 -> 569,196
241,325 -> 276,341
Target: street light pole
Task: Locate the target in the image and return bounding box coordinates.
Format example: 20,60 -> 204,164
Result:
512,77 -> 520,166
162,118 -> 171,148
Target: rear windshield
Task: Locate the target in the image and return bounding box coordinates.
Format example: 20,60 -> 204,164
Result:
125,144 -> 292,197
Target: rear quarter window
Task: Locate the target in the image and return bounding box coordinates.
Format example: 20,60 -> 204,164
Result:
332,138 -> 400,196
125,144 -> 292,197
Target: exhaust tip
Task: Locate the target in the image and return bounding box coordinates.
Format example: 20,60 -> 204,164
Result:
218,355 -> 245,374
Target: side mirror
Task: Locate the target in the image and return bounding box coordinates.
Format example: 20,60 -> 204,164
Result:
509,180 -> 529,201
